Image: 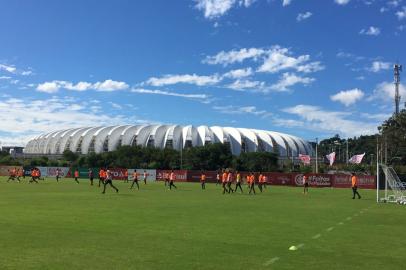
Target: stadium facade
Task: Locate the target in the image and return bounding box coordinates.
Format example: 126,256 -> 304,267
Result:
24,125 -> 314,157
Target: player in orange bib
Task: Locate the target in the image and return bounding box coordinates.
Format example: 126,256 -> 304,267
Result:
351,173 -> 361,199
98,168 -> 105,187
124,170 -> 129,183
258,172 -> 264,193
227,170 -> 234,193
200,171 -> 206,190
221,170 -> 228,194
74,169 -> 80,184
29,168 -> 39,183
249,173 -> 256,195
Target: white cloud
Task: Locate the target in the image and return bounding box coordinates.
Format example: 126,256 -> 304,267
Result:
21,70 -> 33,76
145,74 -> 221,87
0,76 -> 12,80
226,79 -> 267,91
213,105 -> 269,116
257,46 -> 324,73
282,104 -> 377,137
36,79 -> 129,93
93,79 -> 129,91
369,81 -> 406,104
132,88 -> 211,102
194,0 -> 255,20
0,64 -> 17,74
296,11 -> 312,21
204,46 -> 324,74
369,61 -> 391,72
330,88 -> 365,106
222,67 -> 253,79
270,72 -> 314,91
282,0 -> 292,6
388,1 -> 402,8
396,6 -> 406,19
203,48 -> 265,66
0,96 -> 148,146
359,26 -> 381,36
335,0 -> 351,5
36,81 -> 61,93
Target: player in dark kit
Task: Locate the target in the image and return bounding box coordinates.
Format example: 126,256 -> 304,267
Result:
88,169 -> 94,186
234,171 -> 243,193
56,168 -> 61,182
102,170 -> 119,194
303,174 -> 309,194
216,171 -> 221,186
164,172 -> 170,186
130,170 -> 139,190
143,170 -> 148,185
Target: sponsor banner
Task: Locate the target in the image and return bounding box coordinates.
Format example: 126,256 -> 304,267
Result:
107,168 -> 129,180
37,167 -> 48,177
156,170 -> 187,182
293,173 -> 332,187
187,171 -> 218,183
127,169 -> 156,182
46,167 -> 70,177
0,165 -> 23,176
332,174 -> 376,189
69,167 -> 100,178
267,173 -> 293,186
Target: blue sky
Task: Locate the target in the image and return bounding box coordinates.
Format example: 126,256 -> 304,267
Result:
0,0 -> 405,146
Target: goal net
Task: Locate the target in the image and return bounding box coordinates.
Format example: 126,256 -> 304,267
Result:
378,164 -> 406,204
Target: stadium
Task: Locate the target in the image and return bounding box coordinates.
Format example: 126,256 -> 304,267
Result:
24,125 -> 314,156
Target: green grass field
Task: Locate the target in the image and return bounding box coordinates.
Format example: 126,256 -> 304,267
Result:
0,177 -> 405,270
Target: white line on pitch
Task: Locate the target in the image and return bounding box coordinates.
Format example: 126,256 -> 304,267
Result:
263,257 -> 280,266
338,222 -> 344,225
297,243 -> 305,248
326,227 -> 334,232
346,217 -> 352,221
312,233 -> 322,239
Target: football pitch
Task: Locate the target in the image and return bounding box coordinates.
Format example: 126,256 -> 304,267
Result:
0,177 -> 404,270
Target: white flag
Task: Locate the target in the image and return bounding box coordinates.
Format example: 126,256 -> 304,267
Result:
348,153 -> 365,164
325,152 -> 336,166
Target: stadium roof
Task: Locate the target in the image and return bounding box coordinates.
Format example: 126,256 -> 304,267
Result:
24,125 -> 314,156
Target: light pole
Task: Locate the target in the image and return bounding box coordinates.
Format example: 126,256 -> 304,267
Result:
346,139 -> 349,165
180,136 -> 183,170
315,138 -> 319,174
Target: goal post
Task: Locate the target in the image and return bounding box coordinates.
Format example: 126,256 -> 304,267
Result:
377,163 -> 406,204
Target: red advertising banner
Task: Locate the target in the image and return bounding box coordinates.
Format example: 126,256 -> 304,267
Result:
267,173 -> 293,186
156,170 -> 188,182
292,173 -> 332,187
332,174 -> 376,189
108,168 -> 128,180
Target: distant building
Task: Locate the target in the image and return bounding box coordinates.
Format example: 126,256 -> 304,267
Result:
24,124 -> 314,157
1,146 -> 25,154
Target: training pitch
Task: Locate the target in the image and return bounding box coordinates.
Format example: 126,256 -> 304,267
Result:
0,177 -> 404,270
